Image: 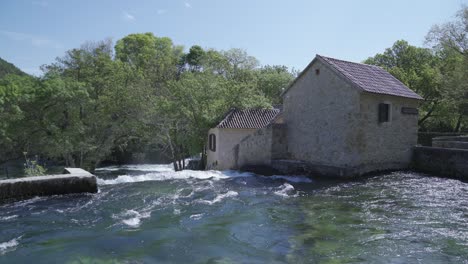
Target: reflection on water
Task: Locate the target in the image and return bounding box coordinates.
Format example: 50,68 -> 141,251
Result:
0,164 -> 467,263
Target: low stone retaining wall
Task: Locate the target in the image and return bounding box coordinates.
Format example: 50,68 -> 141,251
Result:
413,146 -> 468,180
0,168 -> 98,202
417,132 -> 466,146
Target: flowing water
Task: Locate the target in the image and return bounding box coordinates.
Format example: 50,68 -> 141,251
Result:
0,164 -> 467,263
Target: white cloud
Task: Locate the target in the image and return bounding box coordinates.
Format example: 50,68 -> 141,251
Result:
0,30 -> 62,49
184,2 -> 191,8
157,9 -> 167,15
122,11 -> 136,21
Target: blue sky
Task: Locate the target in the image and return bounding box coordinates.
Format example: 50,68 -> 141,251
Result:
0,0 -> 466,75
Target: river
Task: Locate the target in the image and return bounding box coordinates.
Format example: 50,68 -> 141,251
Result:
0,164 -> 467,263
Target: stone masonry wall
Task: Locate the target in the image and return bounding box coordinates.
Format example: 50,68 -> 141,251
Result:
283,58 -> 420,176
232,124 -> 287,170
206,128 -> 256,170
282,59 -> 362,167
357,93 -> 420,174
413,146 -> 468,180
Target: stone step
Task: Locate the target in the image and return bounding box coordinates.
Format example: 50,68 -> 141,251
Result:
432,135 -> 468,142
432,140 -> 468,150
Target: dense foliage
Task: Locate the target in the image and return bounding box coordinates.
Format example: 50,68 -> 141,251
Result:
0,35 -> 294,170
365,6 -> 468,132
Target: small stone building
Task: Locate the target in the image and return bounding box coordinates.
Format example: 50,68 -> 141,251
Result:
206,108 -> 281,170
207,55 -> 423,177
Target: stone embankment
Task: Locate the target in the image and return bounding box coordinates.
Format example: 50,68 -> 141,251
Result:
413,136 -> 468,180
0,168 -> 98,202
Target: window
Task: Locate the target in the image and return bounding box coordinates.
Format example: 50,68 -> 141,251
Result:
378,103 -> 390,123
208,134 -> 216,152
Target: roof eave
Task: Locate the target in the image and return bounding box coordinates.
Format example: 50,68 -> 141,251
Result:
363,90 -> 425,101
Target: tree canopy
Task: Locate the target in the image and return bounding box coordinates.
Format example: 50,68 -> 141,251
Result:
364,6 -> 468,132
0,33 -> 294,170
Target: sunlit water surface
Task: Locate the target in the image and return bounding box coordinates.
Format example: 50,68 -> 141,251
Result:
1,164 -> 467,263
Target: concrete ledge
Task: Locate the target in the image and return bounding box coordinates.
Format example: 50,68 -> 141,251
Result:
413,146 -> 468,180
0,168 -> 98,202
432,136 -> 468,142
432,140 -> 468,149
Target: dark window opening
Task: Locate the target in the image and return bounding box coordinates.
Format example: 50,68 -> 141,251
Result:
315,69 -> 320,75
378,103 -> 390,123
208,134 -> 216,152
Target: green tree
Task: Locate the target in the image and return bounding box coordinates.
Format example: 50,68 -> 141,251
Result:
364,40 -> 442,129
426,5 -> 468,132
255,65 -> 294,104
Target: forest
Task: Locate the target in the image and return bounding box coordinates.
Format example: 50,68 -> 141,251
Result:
0,6 -> 466,172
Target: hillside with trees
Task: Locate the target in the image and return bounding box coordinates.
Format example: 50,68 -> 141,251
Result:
0,57 -> 26,79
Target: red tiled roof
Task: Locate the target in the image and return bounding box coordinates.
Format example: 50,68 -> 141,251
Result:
216,108 -> 280,129
318,55 -> 423,100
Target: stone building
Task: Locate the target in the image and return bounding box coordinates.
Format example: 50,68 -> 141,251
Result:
206,55 -> 423,177
206,108 -> 281,170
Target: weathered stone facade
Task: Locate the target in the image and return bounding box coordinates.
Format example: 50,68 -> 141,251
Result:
206,128 -> 256,170
355,93 -> 419,174
234,124 -> 287,169
206,55 -> 422,177
283,59 -> 362,167
282,59 -> 420,176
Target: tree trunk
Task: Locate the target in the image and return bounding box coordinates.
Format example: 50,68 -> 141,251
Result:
201,146 -> 207,170
178,159 -> 183,171
454,114 -> 463,132
79,150 -> 83,168
418,101 -> 438,126
173,161 -> 179,171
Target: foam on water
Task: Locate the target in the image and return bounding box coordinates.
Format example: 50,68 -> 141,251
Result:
190,213 -> 204,220
0,236 -> 21,255
0,215 -> 18,221
98,169 -> 254,185
274,183 -> 297,198
96,163 -> 179,172
114,209 -> 151,228
198,191 -> 239,205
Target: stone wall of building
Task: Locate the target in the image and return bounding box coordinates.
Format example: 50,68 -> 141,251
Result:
283,59 -> 362,167
283,59 -> 421,176
357,93 -> 420,174
206,128 -> 256,170
235,126 -> 273,169
231,124 -> 287,170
